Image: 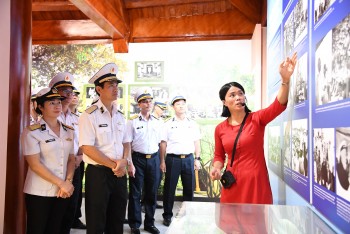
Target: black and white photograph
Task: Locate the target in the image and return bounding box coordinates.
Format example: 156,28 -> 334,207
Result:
315,15 -> 350,106
314,0 -> 336,24
86,86 -> 97,99
128,85 -> 169,116
313,128 -> 335,192
135,61 -> 164,82
283,121 -> 292,168
335,127 -> 350,200
315,31 -> 333,106
118,86 -> 123,99
331,14 -> 350,101
294,0 -> 308,45
268,125 -> 282,165
284,11 -> 294,57
291,119 -> 308,177
293,52 -> 308,104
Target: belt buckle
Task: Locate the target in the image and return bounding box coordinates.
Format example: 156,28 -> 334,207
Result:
146,154 -> 151,159
180,155 -> 185,159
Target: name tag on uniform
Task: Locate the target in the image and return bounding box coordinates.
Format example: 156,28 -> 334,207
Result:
99,124 -> 108,127
136,126 -> 143,129
45,139 -> 55,143
66,138 -> 73,141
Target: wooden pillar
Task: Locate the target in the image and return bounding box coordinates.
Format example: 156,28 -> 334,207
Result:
4,0 -> 32,233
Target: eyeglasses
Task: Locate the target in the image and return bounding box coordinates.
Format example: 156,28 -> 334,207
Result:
140,99 -> 153,104
58,89 -> 73,95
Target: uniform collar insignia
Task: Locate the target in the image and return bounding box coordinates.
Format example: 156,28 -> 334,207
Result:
139,116 -> 142,121
100,106 -> 104,113
41,124 -> 46,131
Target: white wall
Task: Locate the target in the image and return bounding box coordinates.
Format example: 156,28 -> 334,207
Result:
0,0 -> 10,230
251,24 -> 262,110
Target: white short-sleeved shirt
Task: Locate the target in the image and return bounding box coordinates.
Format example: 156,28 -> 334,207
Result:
58,109 -> 79,155
161,116 -> 201,154
79,99 -> 127,165
21,119 -> 74,197
126,114 -> 162,154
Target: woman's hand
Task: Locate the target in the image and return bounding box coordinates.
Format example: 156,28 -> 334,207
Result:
210,167 -> 222,181
279,52 -> 298,83
57,180 -> 74,198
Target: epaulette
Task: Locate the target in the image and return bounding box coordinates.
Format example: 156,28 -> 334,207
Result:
85,105 -> 98,114
164,117 -> 172,122
72,112 -> 79,117
118,110 -> 124,115
62,123 -> 74,131
27,123 -> 41,131
129,114 -> 139,120
151,114 -> 159,120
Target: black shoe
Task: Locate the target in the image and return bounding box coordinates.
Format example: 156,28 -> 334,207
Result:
123,219 -> 129,224
144,225 -> 160,234
156,203 -> 163,209
72,219 -> 86,229
163,218 -> 171,227
130,227 -> 140,234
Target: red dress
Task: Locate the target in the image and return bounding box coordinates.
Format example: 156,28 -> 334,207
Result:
214,98 -> 287,204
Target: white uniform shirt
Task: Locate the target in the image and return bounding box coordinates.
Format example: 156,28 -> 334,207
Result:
79,99 -> 127,165
58,109 -> 79,155
126,114 -> 162,154
21,119 -> 74,197
161,116 -> 201,154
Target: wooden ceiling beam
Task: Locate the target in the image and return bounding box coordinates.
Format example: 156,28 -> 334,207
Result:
32,20 -> 110,41
32,39 -> 112,45
125,0 -> 218,9
69,0 -> 129,39
32,1 -> 79,11
130,10 -> 254,42
113,39 -> 129,53
261,0 -> 267,26
229,0 -> 262,23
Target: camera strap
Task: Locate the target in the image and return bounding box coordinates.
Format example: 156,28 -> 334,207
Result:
229,112 -> 248,168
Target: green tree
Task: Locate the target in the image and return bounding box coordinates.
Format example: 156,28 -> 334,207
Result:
32,44 -> 128,90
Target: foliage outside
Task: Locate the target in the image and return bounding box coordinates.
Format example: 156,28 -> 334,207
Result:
32,43 -> 255,199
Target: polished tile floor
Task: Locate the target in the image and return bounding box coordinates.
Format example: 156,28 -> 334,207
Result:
70,200 -> 182,234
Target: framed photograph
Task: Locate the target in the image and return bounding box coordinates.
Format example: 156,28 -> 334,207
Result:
135,61 -> 164,82
81,84 -> 125,112
128,84 -> 170,118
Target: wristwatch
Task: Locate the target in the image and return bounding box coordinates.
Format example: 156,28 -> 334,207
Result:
195,157 -> 201,161
126,158 -> 132,166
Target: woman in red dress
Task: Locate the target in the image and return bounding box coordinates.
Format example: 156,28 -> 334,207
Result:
210,53 -> 298,204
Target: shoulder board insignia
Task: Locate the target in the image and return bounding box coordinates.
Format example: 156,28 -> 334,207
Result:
28,123 -> 41,131
85,105 -> 98,114
62,123 -> 74,131
118,110 -> 124,115
153,115 -> 159,120
72,112 -> 79,117
129,114 -> 139,120
164,117 -> 172,122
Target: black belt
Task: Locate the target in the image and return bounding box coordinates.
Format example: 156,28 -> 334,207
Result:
167,153 -> 192,159
133,151 -> 157,159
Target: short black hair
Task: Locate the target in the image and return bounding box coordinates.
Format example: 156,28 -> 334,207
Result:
95,80 -> 119,96
35,98 -> 61,115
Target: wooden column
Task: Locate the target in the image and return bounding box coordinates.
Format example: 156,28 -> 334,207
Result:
4,0 -> 32,233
